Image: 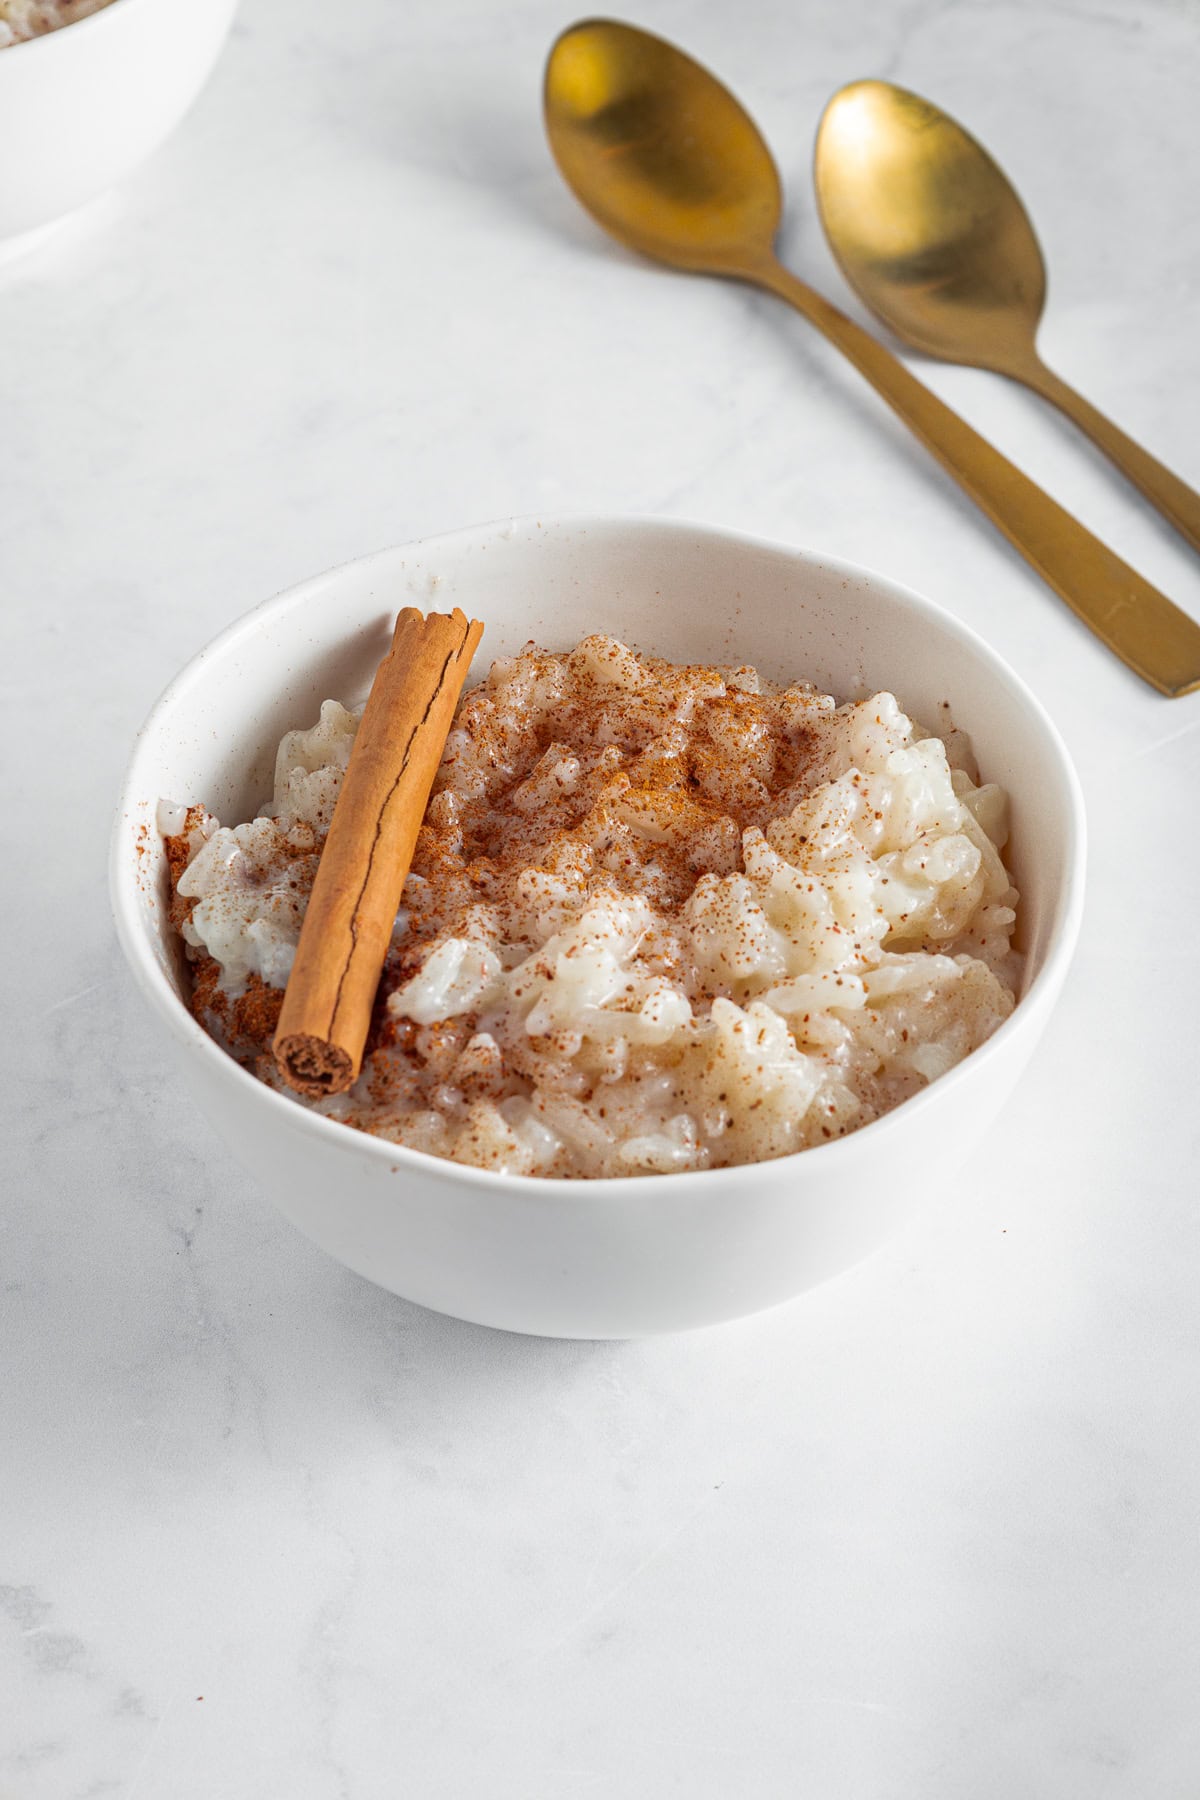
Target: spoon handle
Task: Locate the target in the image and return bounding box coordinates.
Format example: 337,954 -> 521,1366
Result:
757,259 -> 1200,698
1019,358 -> 1200,558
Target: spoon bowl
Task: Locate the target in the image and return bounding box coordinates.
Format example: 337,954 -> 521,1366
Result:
813,80 -> 1047,374
544,20 -> 782,272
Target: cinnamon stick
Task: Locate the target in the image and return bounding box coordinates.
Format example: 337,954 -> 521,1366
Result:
273,606 -> 483,1097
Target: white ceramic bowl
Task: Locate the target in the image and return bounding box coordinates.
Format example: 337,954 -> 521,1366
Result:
111,517 -> 1085,1337
0,0 -> 237,254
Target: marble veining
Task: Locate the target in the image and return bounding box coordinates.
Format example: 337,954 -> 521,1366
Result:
3,0 -> 1199,1794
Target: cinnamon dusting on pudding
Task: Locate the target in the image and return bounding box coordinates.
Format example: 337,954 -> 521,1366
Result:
160,635 -> 1020,1178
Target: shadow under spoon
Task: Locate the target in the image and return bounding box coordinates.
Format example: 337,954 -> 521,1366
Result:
543,18 -> 1200,697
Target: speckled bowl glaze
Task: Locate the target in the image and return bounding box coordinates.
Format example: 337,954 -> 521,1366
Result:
0,0 -> 237,253
110,516 -> 1085,1337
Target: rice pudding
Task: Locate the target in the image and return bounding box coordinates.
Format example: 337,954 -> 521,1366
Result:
162,635 -> 1020,1178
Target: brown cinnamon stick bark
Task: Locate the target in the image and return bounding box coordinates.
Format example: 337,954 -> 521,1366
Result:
273,606 -> 483,1097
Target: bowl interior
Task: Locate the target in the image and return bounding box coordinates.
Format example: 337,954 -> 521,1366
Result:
116,516 -> 1080,1034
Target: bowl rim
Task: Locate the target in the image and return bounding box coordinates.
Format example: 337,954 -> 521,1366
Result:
110,511 -> 1087,1199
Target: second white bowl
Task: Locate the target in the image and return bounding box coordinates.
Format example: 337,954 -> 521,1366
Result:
0,0 -> 237,251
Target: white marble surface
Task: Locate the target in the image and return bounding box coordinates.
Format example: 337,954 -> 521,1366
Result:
4,0 -> 1200,1792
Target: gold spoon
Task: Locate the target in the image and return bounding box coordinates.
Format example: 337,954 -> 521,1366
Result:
814,81 -> 1200,559
544,18 -> 1200,697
